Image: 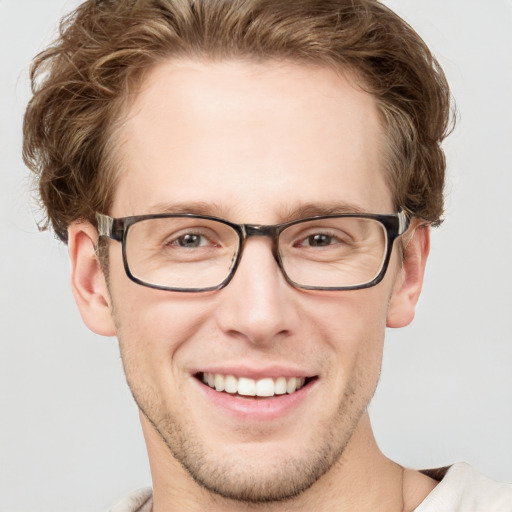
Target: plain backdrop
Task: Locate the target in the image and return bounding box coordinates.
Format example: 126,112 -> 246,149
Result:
1,1 -> 511,511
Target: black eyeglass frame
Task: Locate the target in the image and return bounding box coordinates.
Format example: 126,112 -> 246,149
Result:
96,210 -> 410,293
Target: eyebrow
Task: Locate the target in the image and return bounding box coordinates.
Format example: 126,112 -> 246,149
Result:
144,200 -> 370,222
146,201 -> 228,217
281,202 -> 368,220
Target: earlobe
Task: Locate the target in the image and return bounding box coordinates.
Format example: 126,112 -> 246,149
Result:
68,220 -> 116,336
386,223 -> 430,328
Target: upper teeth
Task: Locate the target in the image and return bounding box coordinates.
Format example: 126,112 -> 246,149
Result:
202,373 -> 306,397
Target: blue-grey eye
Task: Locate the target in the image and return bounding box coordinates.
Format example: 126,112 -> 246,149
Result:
306,233 -> 334,247
177,234 -> 204,248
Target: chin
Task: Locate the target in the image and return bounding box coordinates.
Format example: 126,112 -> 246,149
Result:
156,422 -> 345,503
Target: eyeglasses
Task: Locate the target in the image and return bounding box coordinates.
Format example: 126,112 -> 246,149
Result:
96,210 -> 410,292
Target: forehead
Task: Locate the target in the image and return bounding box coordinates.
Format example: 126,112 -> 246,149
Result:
111,59 -> 392,221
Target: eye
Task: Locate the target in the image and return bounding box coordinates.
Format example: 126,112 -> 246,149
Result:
174,233 -> 208,248
296,231 -> 347,248
170,232 -> 212,248
303,233 -> 336,247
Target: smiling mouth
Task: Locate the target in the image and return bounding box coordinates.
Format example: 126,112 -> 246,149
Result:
197,373 -> 315,398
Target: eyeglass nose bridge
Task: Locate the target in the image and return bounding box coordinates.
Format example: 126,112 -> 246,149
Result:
238,223 -> 284,267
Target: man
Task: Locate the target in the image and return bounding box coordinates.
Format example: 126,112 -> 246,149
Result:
22,0 -> 512,510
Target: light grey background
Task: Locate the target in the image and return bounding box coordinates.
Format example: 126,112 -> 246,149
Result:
1,1 -> 511,511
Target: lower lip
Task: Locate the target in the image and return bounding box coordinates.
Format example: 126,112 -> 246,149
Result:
195,378 -> 316,421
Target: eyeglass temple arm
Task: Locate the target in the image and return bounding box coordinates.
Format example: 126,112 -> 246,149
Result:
96,213 -> 117,239
397,209 -> 410,235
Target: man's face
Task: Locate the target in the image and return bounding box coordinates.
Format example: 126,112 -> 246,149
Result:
103,60 -> 407,502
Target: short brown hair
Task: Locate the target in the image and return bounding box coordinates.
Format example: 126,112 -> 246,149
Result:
23,0 -> 453,242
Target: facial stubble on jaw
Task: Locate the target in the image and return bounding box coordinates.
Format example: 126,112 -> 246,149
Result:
130,385 -> 370,505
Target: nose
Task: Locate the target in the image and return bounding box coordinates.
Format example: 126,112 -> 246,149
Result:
215,238 -> 299,346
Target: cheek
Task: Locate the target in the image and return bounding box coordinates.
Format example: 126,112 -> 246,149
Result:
300,289 -> 389,381
307,287 -> 389,341
113,291 -> 214,352
112,293 -> 216,414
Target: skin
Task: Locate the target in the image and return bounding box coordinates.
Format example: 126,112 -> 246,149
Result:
68,60 -> 435,511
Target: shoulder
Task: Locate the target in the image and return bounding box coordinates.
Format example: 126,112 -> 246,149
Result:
109,487 -> 153,512
414,462 -> 512,512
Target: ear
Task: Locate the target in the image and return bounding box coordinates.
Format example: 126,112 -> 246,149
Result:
68,220 -> 116,336
386,222 -> 430,328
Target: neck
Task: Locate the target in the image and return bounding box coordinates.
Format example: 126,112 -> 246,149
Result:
143,412 -> 426,512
